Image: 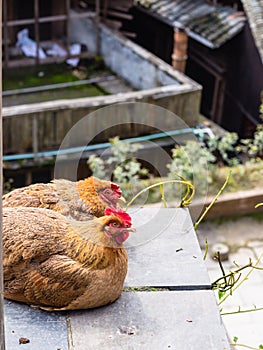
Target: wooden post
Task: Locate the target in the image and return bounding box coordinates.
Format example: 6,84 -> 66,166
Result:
66,0 -> 70,58
172,27 -> 188,73
3,0 -> 8,69
34,0 -> 40,65
32,114 -> 39,161
102,0 -> 108,19
0,0 -> 6,347
95,0 -> 100,55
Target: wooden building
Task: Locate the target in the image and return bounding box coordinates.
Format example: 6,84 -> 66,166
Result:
2,0 -> 136,69
2,17 -> 201,187
131,0 -> 263,137
2,0 -> 102,68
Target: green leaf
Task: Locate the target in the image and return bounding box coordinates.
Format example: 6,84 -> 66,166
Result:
233,336 -> 238,343
159,184 -> 168,208
259,345 -> 263,349
218,290 -> 226,300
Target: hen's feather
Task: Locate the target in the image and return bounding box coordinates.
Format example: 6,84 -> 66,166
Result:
3,177 -> 123,220
3,207 -> 130,310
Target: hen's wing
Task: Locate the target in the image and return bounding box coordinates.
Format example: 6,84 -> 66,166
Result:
3,183 -> 59,209
4,254 -> 94,308
3,207 -> 68,275
52,179 -> 95,220
3,180 -> 95,220
3,207 -> 127,310
3,207 -> 94,308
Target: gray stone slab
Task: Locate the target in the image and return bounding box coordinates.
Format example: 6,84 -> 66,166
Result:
4,300 -> 68,350
69,290 -> 231,350
125,208 -> 211,288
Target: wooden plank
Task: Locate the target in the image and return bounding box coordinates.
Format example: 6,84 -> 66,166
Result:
190,188 -> 263,220
125,208 -> 211,289
121,31 -> 137,38
106,10 -> 133,20
4,13 -> 96,26
102,18 -> 123,29
2,84 -> 197,117
69,290 -> 230,350
4,300 -> 68,350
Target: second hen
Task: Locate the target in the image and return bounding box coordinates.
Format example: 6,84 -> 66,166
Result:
3,206 -> 135,310
3,176 -> 124,220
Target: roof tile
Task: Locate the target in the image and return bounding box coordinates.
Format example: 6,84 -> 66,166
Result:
137,0 -> 247,48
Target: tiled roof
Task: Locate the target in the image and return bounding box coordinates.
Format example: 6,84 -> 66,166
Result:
240,0 -> 263,62
136,0 -> 247,48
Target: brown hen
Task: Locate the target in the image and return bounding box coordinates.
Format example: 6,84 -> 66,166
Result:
3,176 -> 125,220
3,206 -> 135,310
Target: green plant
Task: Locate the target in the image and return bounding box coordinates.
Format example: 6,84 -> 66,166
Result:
3,177 -> 14,194
241,124 -> 263,159
87,154 -> 106,179
193,173 -> 263,350
125,177 -> 195,210
207,132 -> 241,167
87,137 -> 148,198
167,140 -> 216,196
232,336 -> 263,349
194,170 -> 232,231
107,137 -> 148,188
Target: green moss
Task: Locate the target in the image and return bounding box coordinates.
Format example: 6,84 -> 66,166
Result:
3,60 -> 112,106
3,63 -> 77,90
3,59 -> 110,91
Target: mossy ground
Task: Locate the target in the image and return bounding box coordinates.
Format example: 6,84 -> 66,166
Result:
3,60 -> 111,106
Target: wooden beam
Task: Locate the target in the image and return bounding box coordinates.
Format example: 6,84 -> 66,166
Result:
0,0 -> 6,347
189,189 -> 263,220
3,0 -> 8,70
96,0 -> 100,54
34,0 -> 40,65
106,9 -> 133,20
66,0 -> 70,57
3,13 -> 96,26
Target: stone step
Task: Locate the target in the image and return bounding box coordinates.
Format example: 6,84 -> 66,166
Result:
69,290 -> 230,350
125,208 -> 211,289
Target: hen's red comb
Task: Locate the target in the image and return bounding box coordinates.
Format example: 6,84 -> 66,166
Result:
111,183 -> 122,196
105,207 -> 132,227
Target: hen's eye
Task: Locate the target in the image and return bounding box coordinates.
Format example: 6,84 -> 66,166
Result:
111,222 -> 119,227
104,189 -> 112,195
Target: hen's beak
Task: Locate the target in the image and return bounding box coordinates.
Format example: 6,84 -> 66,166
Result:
118,196 -> 126,203
126,227 -> 136,233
